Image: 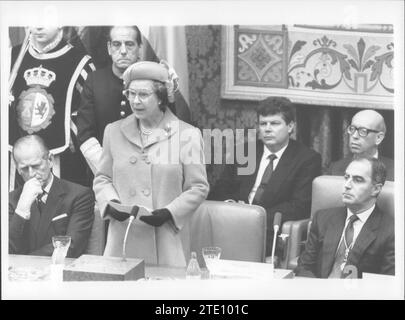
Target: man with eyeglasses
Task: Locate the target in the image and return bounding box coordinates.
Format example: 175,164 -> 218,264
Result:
326,109 -> 394,181
76,26 -> 142,175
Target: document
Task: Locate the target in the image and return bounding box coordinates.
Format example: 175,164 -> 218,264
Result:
208,259 -> 276,280
107,201 -> 153,224
107,201 -> 157,264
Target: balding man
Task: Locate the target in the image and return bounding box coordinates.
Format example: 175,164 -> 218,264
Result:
327,109 -> 394,181
9,135 -> 95,258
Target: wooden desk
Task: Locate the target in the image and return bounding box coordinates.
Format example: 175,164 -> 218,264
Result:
7,254 -> 293,281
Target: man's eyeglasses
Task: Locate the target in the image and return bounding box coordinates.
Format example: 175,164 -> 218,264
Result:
110,40 -> 137,51
347,125 -> 380,137
123,89 -> 154,101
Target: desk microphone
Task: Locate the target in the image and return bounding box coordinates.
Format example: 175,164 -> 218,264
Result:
270,212 -> 282,267
122,215 -> 135,261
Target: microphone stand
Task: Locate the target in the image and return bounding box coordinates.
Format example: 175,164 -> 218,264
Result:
271,224 -> 279,268
122,216 -> 135,261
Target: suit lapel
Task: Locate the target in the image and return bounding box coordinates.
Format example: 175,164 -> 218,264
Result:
266,141 -> 295,197
241,141 -> 263,202
29,201 -> 41,249
321,207 -> 347,277
120,113 -> 143,148
347,207 -> 380,267
256,140 -> 296,203
37,177 -> 66,244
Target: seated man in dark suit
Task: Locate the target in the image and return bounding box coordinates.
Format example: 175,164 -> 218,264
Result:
296,157 -> 394,278
326,109 -> 394,180
209,97 -> 322,257
9,135 -> 95,258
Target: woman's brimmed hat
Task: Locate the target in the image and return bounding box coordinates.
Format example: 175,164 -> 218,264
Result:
123,61 -> 169,88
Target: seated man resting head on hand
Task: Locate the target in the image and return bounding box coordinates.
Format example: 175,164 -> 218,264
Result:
9,135 -> 95,258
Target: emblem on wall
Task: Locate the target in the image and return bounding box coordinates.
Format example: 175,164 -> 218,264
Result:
17,65 -> 56,133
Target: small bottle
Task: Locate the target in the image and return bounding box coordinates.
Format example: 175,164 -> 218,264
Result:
186,252 -> 201,280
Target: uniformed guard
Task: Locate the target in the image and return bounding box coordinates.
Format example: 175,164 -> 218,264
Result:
9,27 -> 95,189
76,26 -> 142,175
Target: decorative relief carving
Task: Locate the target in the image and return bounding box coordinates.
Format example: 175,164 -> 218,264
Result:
222,25 -> 394,109
235,27 -> 288,88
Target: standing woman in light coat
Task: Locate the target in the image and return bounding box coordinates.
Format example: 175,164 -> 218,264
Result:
93,61 -> 209,267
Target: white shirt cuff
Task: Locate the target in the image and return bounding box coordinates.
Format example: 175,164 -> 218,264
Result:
14,207 -> 30,220
80,137 -> 103,174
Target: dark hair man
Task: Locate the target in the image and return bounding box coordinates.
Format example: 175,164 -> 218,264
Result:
296,157 -> 394,278
76,26 -> 142,174
209,96 -> 322,257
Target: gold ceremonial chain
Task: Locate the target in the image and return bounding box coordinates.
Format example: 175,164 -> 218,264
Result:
340,226 -> 355,271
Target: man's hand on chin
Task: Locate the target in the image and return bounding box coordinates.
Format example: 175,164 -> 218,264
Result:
15,178 -> 43,219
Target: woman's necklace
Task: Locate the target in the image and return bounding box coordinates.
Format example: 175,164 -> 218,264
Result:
138,113 -> 165,143
140,123 -> 153,136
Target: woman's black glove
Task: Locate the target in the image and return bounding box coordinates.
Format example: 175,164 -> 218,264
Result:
105,201 -> 140,222
139,208 -> 172,227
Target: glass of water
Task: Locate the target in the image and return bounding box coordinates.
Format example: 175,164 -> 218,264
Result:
52,235 -> 71,265
202,246 -> 222,275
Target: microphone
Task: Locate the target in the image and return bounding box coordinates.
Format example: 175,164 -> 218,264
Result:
270,212 -> 282,267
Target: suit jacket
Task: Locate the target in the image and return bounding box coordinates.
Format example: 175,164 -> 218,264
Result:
295,206 -> 395,278
326,155 -> 394,181
9,177 -> 95,258
209,139 -> 322,225
93,109 -> 209,267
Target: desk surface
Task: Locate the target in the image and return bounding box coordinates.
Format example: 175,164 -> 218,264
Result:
7,254 -> 293,281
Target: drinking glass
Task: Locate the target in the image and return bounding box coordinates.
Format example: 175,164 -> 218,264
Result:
52,236 -> 71,265
202,247 -> 222,274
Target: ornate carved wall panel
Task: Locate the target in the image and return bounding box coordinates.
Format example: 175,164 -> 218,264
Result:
222,25 -> 394,109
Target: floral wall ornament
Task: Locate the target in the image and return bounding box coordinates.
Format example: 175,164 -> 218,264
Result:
289,35 -> 352,90
222,25 -> 394,109
370,43 -> 394,93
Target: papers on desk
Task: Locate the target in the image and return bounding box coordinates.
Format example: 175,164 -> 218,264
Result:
362,272 -> 395,280
8,266 -> 49,281
208,259 -> 276,280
